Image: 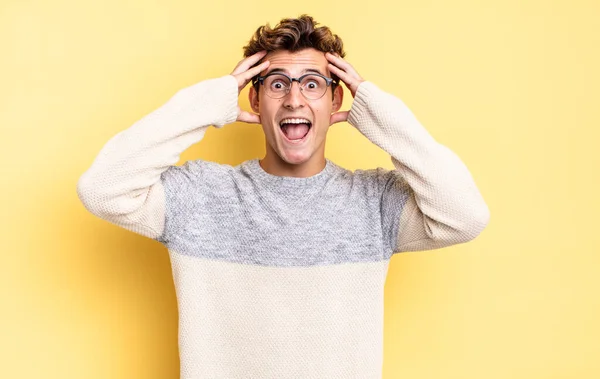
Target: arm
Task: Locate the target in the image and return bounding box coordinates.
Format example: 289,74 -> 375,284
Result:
348,81 -> 490,252
76,51 -> 271,241
76,75 -> 239,240
326,53 -> 489,253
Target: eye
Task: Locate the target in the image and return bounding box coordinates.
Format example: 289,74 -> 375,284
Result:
301,75 -> 325,91
270,79 -> 287,90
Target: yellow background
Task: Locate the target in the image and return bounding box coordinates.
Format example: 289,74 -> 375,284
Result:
1,0 -> 598,378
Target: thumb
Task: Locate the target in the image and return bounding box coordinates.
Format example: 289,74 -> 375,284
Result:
329,111 -> 349,125
237,109 -> 261,124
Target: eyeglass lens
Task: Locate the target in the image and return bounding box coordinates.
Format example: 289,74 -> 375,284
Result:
263,74 -> 328,99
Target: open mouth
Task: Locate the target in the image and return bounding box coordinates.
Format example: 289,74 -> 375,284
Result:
279,118 -> 312,143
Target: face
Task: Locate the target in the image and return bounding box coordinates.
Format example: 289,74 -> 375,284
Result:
249,48 -> 343,169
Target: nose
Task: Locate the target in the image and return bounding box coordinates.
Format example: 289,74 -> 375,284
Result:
282,81 -> 305,110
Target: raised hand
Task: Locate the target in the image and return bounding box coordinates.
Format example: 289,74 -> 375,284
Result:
325,52 -> 365,125
230,51 -> 270,124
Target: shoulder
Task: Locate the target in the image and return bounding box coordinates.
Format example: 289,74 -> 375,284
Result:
160,159 -> 237,188
319,163 -> 399,201
348,166 -> 403,191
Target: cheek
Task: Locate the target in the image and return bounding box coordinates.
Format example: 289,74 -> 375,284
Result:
259,99 -> 281,117
314,102 -> 333,124
259,101 -> 281,139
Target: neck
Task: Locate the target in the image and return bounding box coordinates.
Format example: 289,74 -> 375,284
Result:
259,151 -> 326,178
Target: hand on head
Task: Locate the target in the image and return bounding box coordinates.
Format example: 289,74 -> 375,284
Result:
325,52 -> 365,125
230,50 -> 270,124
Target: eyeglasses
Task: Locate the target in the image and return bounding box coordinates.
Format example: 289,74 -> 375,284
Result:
252,72 -> 338,100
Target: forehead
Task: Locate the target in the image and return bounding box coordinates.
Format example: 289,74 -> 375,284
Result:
261,48 -> 329,76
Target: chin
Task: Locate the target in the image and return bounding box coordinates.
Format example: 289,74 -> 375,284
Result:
279,150 -> 313,165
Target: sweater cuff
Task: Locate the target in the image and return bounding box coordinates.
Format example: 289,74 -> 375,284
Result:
347,81 -> 380,129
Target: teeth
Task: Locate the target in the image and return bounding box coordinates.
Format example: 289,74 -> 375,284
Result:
280,118 -> 311,125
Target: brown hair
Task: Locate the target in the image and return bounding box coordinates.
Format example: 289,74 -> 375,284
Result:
243,15 -> 346,90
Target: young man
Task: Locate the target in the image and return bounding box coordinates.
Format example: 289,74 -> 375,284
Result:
78,15 -> 489,379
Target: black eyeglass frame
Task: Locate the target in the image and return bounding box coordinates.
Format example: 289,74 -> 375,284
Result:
251,72 -> 339,99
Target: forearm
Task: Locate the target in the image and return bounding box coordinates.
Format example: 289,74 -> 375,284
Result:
348,81 -> 490,251
77,75 -> 239,238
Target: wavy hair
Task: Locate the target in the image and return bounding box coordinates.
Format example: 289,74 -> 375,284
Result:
243,15 -> 346,90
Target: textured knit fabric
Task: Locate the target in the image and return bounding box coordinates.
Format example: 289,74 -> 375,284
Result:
77,74 -> 489,379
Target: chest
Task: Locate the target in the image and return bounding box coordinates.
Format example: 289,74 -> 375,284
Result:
167,186 -> 386,265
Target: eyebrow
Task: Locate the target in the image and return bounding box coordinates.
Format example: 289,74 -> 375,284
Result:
264,68 -> 326,76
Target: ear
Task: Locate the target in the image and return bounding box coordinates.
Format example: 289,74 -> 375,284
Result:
249,86 -> 260,113
331,85 -> 343,113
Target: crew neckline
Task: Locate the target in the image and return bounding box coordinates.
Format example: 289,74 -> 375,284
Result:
242,158 -> 338,188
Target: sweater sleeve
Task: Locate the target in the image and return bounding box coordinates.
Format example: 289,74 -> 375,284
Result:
76,75 -> 239,240
347,81 -> 490,253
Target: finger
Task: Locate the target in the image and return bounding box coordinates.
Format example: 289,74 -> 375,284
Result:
231,50 -> 268,75
234,60 -> 270,92
325,52 -> 354,72
232,60 -> 270,93
327,61 -> 361,81
328,63 -> 354,85
326,53 -> 363,85
231,50 -> 267,74
241,60 -> 270,82
329,111 -> 349,125
237,110 -> 261,124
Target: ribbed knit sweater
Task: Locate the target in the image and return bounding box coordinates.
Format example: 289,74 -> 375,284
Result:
77,74 -> 490,379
